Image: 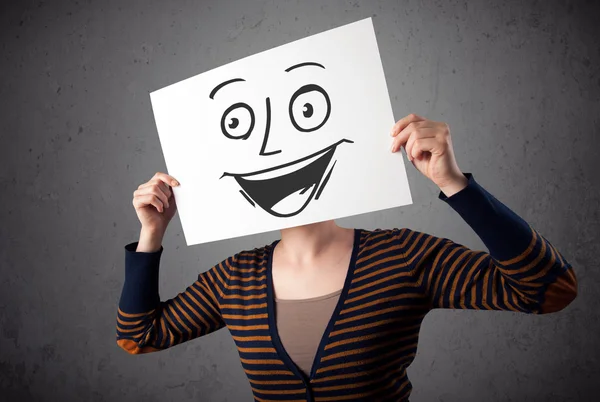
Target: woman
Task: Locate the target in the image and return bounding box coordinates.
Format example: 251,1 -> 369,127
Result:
116,113 -> 577,401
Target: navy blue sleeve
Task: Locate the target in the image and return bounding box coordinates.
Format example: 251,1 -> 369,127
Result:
437,172 -> 533,261
119,242 -> 163,313
393,172 -> 578,313
116,242 -> 229,354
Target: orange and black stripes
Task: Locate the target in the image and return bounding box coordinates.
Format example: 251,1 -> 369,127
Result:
116,258 -> 227,352
117,173 -> 576,402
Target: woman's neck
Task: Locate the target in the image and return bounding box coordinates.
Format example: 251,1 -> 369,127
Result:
278,220 -> 353,265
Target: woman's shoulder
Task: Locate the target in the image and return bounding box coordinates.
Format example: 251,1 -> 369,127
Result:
357,227 -> 428,255
225,241 -> 275,270
359,226 -> 435,241
359,227 -> 407,242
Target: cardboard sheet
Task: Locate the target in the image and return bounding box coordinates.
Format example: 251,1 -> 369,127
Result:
150,17 -> 413,245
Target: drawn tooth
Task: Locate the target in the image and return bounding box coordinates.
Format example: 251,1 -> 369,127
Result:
271,186 -> 314,215
241,150 -> 325,181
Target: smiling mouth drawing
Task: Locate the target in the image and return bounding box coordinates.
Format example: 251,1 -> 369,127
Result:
221,138 -> 353,217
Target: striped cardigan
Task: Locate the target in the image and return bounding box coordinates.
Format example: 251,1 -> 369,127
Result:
116,173 -> 577,401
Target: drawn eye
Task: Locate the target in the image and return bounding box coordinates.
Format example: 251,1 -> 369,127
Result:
303,103 -> 313,118
289,84 -> 331,132
221,102 -> 255,140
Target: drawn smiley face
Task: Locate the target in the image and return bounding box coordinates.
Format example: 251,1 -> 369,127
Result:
211,62 -> 354,218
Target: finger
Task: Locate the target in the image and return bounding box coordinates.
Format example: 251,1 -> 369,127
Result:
137,185 -> 170,209
134,185 -> 169,209
153,171 -> 180,187
391,121 -> 426,151
410,137 -> 440,160
390,113 -> 425,137
391,121 -> 431,153
133,193 -> 164,212
405,128 -> 438,160
138,179 -> 172,200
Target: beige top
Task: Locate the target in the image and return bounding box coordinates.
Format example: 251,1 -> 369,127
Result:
275,288 -> 343,377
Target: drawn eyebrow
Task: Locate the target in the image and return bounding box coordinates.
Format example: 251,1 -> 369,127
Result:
209,78 -> 246,99
285,62 -> 325,72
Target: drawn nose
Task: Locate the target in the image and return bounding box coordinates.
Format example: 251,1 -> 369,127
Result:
259,97 -> 282,156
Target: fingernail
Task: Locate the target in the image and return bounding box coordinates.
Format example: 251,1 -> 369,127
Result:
171,180 -> 179,186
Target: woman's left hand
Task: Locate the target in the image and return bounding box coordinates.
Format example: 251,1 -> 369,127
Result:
390,113 -> 468,196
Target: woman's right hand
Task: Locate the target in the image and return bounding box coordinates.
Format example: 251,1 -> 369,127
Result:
132,172 -> 180,235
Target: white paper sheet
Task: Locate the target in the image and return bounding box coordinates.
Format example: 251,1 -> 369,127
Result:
150,17 -> 413,245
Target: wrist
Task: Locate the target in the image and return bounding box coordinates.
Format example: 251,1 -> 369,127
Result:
438,172 -> 468,198
137,227 -> 165,253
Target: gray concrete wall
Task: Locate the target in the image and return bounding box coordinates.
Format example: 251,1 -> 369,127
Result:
1,0 -> 598,401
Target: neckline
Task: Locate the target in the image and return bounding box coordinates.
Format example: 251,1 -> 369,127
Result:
266,228 -> 362,383
275,287 -> 343,303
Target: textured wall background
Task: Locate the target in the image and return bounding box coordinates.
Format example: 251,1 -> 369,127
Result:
1,0 -> 598,401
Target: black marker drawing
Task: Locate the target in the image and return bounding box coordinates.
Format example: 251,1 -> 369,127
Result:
258,98 -> 281,156
220,102 -> 255,140
209,78 -> 246,100
284,61 -> 325,72
289,84 -> 331,132
211,61 -> 354,217
221,139 -> 353,217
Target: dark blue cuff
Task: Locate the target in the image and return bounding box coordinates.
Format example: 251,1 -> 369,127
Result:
437,172 -> 475,202
118,241 -> 163,313
438,173 -> 533,261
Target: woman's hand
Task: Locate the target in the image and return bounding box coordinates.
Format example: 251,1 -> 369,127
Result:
390,113 -> 468,196
132,172 -> 180,235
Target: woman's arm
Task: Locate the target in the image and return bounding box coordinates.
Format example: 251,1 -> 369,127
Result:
116,242 -> 233,354
388,113 -> 576,313
396,173 -> 577,313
